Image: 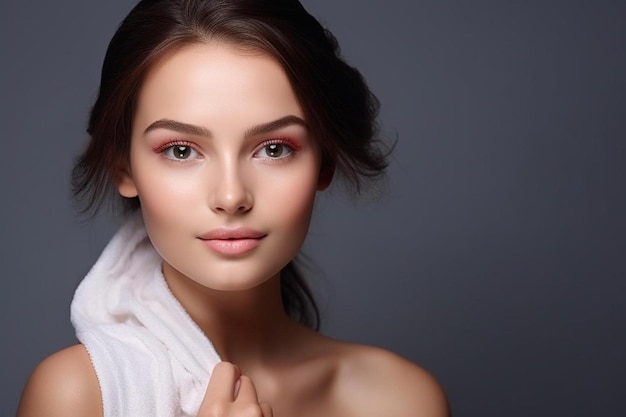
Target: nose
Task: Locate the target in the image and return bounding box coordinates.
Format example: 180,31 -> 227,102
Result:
209,161 -> 253,215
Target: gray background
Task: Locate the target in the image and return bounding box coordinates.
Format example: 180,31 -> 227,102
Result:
1,1 -> 624,416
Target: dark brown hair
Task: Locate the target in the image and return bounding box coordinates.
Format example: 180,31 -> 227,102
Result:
73,0 -> 390,330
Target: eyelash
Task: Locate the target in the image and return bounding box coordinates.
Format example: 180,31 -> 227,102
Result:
254,138 -> 300,161
152,137 -> 300,162
153,140 -> 199,161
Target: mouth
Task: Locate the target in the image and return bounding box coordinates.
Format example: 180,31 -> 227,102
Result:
198,228 -> 266,256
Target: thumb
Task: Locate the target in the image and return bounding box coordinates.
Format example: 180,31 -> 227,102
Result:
260,402 -> 273,417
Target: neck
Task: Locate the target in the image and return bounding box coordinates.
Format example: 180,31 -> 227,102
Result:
162,262 -> 301,366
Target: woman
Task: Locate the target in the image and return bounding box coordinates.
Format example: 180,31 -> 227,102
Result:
17,1 -> 449,416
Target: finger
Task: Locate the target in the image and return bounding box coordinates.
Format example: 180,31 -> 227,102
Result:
260,402 -> 273,417
204,361 -> 241,402
234,375 -> 259,403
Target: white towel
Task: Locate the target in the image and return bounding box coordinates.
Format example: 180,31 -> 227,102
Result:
71,213 -> 221,416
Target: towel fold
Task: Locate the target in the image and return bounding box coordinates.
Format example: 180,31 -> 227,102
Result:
71,213 -> 221,416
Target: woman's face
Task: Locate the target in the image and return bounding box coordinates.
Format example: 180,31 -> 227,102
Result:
118,42 -> 327,291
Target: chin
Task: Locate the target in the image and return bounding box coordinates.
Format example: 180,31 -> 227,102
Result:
190,267 -> 281,293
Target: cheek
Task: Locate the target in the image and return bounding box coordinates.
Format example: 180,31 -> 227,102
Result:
132,169 -> 203,270
261,164 -> 319,228
132,166 -> 206,237
135,159 -> 202,202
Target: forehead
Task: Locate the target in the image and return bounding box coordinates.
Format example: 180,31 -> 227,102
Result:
133,42 -> 304,132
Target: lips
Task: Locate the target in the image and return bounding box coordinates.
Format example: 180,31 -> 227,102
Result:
198,228 -> 266,256
199,227 -> 266,240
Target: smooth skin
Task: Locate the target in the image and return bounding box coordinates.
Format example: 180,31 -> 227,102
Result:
17,43 -> 450,417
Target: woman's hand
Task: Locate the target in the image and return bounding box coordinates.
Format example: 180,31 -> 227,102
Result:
198,361 -> 273,417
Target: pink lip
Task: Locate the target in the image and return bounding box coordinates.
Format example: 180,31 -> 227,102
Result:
199,228 -> 266,256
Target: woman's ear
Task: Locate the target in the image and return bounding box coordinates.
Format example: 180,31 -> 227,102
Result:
317,162 -> 334,191
116,168 -> 138,198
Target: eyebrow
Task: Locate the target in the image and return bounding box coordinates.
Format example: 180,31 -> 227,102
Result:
143,115 -> 308,138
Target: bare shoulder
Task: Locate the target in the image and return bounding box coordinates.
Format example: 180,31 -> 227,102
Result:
17,344 -> 102,417
332,343 -> 450,417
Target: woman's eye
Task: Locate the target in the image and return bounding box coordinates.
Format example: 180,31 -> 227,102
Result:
163,144 -> 198,160
256,143 -> 293,159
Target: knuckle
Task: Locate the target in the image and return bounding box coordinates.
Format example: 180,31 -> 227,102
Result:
213,361 -> 240,378
215,361 -> 234,371
205,401 -> 227,417
240,403 -> 263,417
